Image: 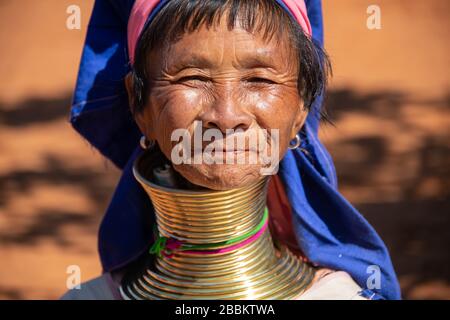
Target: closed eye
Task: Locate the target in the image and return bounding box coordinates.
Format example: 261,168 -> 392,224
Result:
176,75 -> 210,83
245,77 -> 277,84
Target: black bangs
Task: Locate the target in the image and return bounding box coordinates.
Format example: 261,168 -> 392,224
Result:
131,0 -> 332,124
138,0 -> 292,52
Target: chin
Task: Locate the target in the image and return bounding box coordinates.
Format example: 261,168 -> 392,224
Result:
173,163 -> 265,191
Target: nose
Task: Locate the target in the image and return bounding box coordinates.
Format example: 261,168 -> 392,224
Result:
200,84 -> 253,133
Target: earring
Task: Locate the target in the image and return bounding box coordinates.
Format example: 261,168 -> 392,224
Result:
288,134 -> 301,150
140,136 -> 154,149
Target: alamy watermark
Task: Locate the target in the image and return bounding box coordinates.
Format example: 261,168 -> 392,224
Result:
66,265 -> 81,290
66,5 -> 81,30
366,265 -> 382,290
367,5 -> 382,30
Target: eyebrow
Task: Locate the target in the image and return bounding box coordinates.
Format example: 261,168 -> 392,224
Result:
168,54 -> 215,72
167,50 -> 281,72
234,54 -> 279,70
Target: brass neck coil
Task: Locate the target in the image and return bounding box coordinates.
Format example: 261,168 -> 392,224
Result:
119,150 -> 315,300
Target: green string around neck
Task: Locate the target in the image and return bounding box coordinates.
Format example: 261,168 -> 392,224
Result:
149,224 -> 168,258
149,207 -> 269,257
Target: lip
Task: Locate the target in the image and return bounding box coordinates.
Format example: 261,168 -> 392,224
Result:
192,148 -> 249,151
213,149 -> 256,153
192,145 -> 261,153
222,149 -> 250,152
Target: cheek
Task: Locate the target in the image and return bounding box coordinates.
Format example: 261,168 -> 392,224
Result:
247,88 -> 301,142
252,89 -> 303,158
150,86 -> 205,134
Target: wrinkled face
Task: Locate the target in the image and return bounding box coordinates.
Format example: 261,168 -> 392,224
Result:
129,16 -> 307,190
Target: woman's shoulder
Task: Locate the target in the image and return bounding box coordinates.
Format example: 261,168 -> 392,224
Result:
60,272 -> 121,300
297,268 -> 368,300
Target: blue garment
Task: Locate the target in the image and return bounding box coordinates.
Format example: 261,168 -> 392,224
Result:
70,0 -> 401,299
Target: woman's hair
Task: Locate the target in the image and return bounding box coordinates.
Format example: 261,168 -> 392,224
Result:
130,0 -> 332,122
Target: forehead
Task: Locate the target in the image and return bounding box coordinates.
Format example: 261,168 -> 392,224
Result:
160,17 -> 296,70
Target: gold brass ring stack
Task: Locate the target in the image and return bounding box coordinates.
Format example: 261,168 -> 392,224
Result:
119,150 -> 316,300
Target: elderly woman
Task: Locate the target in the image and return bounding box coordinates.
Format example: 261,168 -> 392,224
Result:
63,0 -> 400,300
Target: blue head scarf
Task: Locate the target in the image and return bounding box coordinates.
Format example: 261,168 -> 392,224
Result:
71,0 -> 401,299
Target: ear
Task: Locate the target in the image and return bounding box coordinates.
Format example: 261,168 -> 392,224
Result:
289,101 -> 308,140
124,72 -> 153,139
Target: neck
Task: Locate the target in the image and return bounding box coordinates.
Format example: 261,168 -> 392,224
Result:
120,149 -> 315,300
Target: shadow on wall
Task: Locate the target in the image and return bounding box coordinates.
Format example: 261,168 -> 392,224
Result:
323,88 -> 450,299
0,154 -> 114,247
0,94 -> 119,249
0,96 -> 72,127
323,88 -> 449,199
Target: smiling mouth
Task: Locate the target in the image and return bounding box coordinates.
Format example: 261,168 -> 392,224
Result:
191,149 -> 253,154
201,147 -> 258,153
221,149 -> 251,152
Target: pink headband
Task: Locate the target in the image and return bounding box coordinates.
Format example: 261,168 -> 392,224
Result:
127,0 -> 312,65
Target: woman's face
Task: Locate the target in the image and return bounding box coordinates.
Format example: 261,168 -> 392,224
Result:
130,16 -> 307,190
